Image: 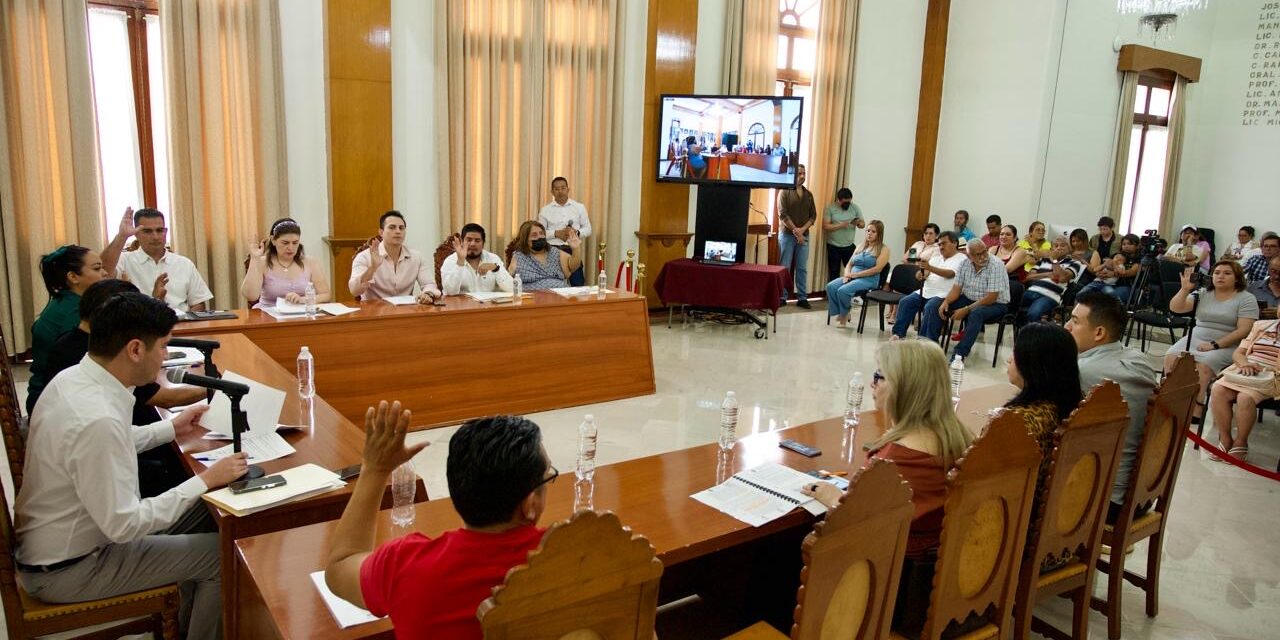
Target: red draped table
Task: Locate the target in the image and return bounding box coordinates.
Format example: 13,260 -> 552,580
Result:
653,259 -> 792,338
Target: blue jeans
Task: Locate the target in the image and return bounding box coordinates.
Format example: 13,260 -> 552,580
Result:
942,295 -> 1009,358
892,292 -> 942,339
778,230 -> 810,300
826,276 -> 876,319
1079,279 -> 1130,304
1021,290 -> 1059,323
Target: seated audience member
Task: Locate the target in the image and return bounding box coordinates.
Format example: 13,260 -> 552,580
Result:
116,208 -> 214,312
889,223 -> 943,324
242,218 -> 332,308
892,232 -> 965,339
1208,318 -> 1280,462
1222,225 -> 1260,262
826,219 -> 889,328
684,136 -> 707,178
15,292 -> 247,640
802,339 -> 972,637
1247,256 -> 1280,311
1017,221 -> 1052,271
933,240 -> 1011,361
26,245 -> 109,413
1021,236 -> 1084,324
538,177 -> 593,286
349,210 -> 442,304
1066,292 -> 1158,523
325,405 -> 553,638
990,224 -> 1028,280
441,223 -> 514,295
979,214 -> 1001,248
821,187 -> 865,282
1242,232 -> 1279,284
1089,216 -> 1118,261
508,219 -> 582,290
1165,261 -> 1259,423
1079,233 -> 1141,302
1068,228 -> 1097,284
35,279 -> 205,498
1162,224 -> 1212,273
952,209 -> 976,243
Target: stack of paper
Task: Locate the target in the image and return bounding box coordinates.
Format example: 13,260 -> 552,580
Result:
194,432 -> 297,467
310,571 -> 385,628
691,463 -> 827,527
318,302 -> 360,316
465,291 -> 514,302
383,295 -> 419,306
202,463 -> 345,517
549,286 -> 607,298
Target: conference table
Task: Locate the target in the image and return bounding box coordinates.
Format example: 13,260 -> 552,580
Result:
232,385 -> 1015,639
171,332 -> 427,637
174,290 -> 655,430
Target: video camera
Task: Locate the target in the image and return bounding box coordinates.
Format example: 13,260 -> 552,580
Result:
1138,229 -> 1166,260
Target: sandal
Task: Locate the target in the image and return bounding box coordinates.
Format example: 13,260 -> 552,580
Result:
1208,443 -> 1226,463
1228,446 -> 1249,462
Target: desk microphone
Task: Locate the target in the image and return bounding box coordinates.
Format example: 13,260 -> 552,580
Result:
166,369 -> 250,396
169,337 -> 221,351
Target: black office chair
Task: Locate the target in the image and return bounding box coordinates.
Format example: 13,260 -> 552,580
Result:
940,281 -> 1024,367
1125,266 -> 1193,353
827,263 -> 889,326
858,263 -> 921,334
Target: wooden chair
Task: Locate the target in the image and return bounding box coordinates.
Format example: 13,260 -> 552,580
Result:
477,510 -> 663,639
725,460 -> 915,640
892,409 -> 1042,640
1012,381 -> 1129,640
433,233 -> 459,288
0,475 -> 180,639
504,238 -> 520,269
0,330 -> 25,493
1090,354 -> 1199,640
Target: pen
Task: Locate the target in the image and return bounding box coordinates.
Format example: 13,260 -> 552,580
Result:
817,470 -> 848,477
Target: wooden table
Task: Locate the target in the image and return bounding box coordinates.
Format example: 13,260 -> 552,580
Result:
174,291 -> 655,430
233,385 -> 1015,639
173,333 -> 426,638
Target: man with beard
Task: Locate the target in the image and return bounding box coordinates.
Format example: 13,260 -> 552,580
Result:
441,223 -> 514,295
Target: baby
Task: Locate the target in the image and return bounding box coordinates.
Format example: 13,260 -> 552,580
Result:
1098,253 -> 1127,285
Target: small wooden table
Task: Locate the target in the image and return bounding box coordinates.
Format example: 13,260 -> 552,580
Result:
174,291 -> 656,429
233,385 -> 1015,639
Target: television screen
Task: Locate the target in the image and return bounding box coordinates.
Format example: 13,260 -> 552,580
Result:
701,240 -> 738,265
657,94 -> 803,190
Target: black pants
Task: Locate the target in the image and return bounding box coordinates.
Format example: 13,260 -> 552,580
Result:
826,243 -> 856,282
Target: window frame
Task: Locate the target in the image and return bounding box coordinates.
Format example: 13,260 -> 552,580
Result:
1124,74 -> 1173,231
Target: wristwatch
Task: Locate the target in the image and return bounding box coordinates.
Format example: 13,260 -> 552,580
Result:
1211,340 -> 1221,350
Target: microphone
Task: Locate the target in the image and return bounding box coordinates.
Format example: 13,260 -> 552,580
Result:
167,368 -> 250,396
169,337 -> 221,350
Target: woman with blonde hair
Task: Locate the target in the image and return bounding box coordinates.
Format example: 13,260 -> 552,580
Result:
824,219 -> 890,328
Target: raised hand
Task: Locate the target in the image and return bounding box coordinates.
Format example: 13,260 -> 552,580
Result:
248,233 -> 268,261
152,272 -> 169,300
450,235 -> 465,262
362,400 -> 428,474
566,228 -> 582,250
1178,267 -> 1196,292
118,207 -> 137,239
368,238 -> 384,271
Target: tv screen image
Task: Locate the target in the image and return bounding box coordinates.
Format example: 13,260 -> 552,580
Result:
657,94 -> 803,190
701,240 -> 738,264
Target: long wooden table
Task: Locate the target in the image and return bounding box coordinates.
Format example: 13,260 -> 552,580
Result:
174,291 -> 656,430
173,333 -> 426,638
233,385 -> 1015,639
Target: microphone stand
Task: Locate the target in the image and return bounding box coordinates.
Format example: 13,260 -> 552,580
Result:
228,391 -> 265,480
198,347 -> 220,403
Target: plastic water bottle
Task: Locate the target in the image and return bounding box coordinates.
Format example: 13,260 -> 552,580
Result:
513,273 -> 523,304
390,461 -> 416,527
844,372 -> 864,428
296,346 -> 315,399
576,414 -> 598,481
949,355 -> 965,408
304,282 -> 317,319
719,392 -> 739,451
597,268 -> 608,299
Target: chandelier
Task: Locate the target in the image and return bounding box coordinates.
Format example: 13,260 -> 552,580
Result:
1117,1 -> 1209,42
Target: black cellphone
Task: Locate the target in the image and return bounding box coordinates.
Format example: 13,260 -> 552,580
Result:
335,464 -> 361,481
229,474 -> 287,494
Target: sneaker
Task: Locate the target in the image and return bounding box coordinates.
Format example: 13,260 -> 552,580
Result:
797,299 -> 812,309
850,298 -> 863,306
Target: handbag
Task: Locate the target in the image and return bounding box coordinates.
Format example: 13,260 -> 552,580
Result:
1221,367 -> 1279,396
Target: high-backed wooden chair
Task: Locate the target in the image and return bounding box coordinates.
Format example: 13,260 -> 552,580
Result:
725,460 -> 915,640
504,238 -> 520,268
891,410 -> 1042,640
0,475 -> 180,639
477,510 -> 663,639
1012,381 -> 1129,640
1090,354 -> 1198,639
0,331 -> 26,493
433,233 -> 459,288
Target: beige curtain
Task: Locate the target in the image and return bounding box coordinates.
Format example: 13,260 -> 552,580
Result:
435,0 -> 625,272
721,0 -> 778,264
804,0 -> 860,295
1105,71 -> 1139,230
1158,75 -> 1188,239
162,0 -> 288,309
0,0 -> 103,353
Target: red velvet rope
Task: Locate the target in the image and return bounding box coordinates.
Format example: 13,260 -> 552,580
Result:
1184,430 -> 1280,481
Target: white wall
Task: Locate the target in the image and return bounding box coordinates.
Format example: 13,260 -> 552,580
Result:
277,0 -> 330,276
390,0 -> 440,248
615,0 -> 649,266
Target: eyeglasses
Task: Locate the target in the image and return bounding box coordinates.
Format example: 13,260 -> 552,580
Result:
872,370 -> 885,386
531,465 -> 559,491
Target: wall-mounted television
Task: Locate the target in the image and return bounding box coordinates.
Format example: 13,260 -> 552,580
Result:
657,94 -> 803,190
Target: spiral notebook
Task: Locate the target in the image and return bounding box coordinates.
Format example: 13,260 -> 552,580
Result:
691,462 -> 828,527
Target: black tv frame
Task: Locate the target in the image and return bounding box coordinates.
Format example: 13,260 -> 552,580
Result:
656,93 -> 803,191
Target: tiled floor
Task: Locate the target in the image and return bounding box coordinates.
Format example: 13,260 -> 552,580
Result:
6,302 -> 1278,638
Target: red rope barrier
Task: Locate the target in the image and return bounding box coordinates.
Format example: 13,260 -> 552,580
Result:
1184,430 -> 1280,481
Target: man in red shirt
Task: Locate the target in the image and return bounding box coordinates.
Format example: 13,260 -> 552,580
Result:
325,403 -> 556,638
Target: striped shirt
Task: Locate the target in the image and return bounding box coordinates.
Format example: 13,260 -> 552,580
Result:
1245,320 -> 1280,370
956,257 -> 1010,304
1025,256 -> 1084,304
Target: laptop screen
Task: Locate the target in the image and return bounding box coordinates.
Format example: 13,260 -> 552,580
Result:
702,241 -> 737,263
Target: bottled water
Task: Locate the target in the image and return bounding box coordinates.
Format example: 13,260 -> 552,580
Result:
844,372 -> 864,428
390,461 -> 417,527
597,269 -> 608,299
719,392 -> 739,451
576,415 -> 598,481
950,355 -> 965,409
304,282 -> 317,319
296,346 -> 315,399
512,273 -> 523,304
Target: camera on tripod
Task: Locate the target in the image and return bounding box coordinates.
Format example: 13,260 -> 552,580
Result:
1138,229 -> 1166,260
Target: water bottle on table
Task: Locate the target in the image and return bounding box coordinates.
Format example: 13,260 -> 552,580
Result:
513,273 -> 523,304
949,355 -> 965,410
844,372 -> 864,429
391,461 -> 417,527
597,269 -> 608,299
296,346 -> 315,399
576,415 -> 598,482
304,282 -> 317,319
719,392 -> 739,451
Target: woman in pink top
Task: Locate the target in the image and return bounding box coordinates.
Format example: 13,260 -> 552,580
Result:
241,218 -> 332,308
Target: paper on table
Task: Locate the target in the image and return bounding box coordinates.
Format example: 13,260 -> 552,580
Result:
318,302 -> 360,316
690,462 -> 826,527
383,295 -> 418,306
162,346 -> 205,368
548,286 -> 605,298
201,463 -> 343,517
310,571 -> 384,628
273,299 -> 310,315
260,306 -> 310,321
194,431 -> 296,466
199,371 -> 286,439
465,291 -> 514,302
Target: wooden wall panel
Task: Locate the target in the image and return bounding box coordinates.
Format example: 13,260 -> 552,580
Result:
905,0 -> 951,247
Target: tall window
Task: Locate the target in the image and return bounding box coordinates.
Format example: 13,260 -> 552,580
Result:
86,0 -> 170,243
1120,76 -> 1172,235
775,0 -> 816,164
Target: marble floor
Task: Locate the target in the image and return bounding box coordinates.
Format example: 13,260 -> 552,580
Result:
6,302 -> 1279,639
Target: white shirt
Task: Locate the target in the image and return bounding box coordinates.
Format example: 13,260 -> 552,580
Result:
15,356 -> 208,566
537,198 -> 592,247
116,249 -> 214,312
440,249 -> 513,295
348,243 -> 440,301
922,251 -> 968,299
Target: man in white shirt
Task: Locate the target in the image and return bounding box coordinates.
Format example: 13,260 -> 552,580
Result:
891,231 -> 966,340
537,177 -> 592,286
349,210 -> 442,303
116,208 -> 215,312
15,292 -> 248,640
440,223 -> 514,295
